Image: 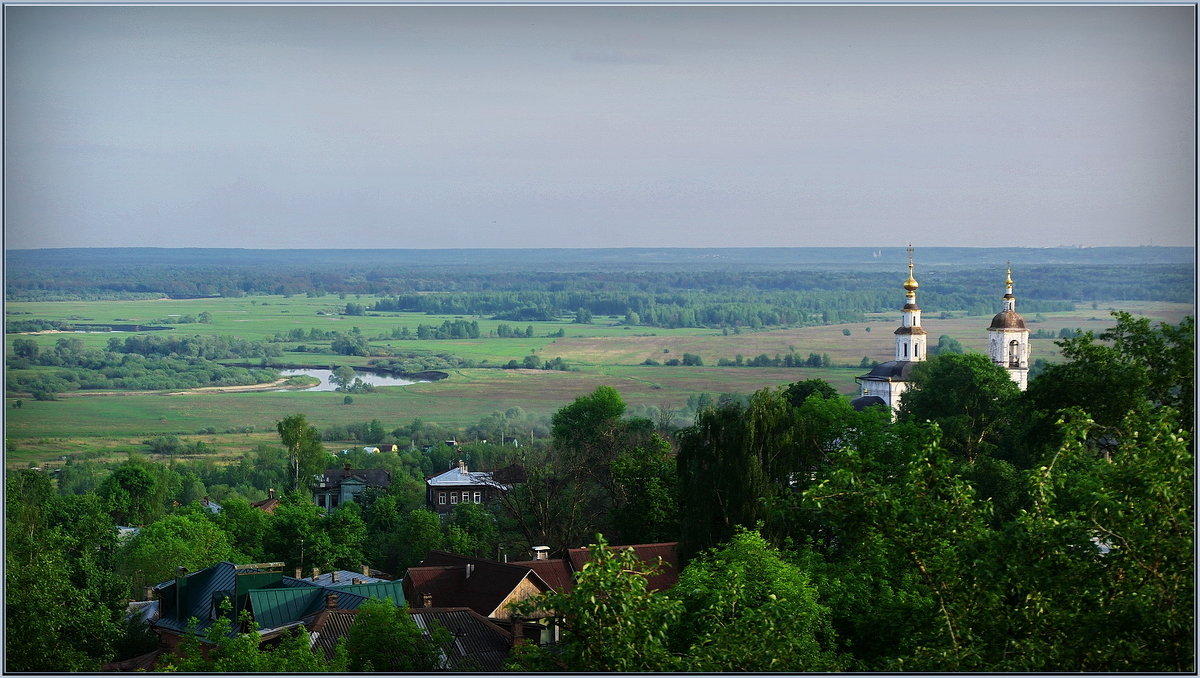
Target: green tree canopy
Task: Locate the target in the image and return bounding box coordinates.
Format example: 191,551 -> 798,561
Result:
343,598 -> 447,672
508,535 -> 681,672
899,353 -> 1021,463
610,433 -> 679,545
119,512 -> 238,588
276,414 -> 327,492
671,527 -> 841,672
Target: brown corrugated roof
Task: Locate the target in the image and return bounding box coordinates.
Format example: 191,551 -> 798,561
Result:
248,496 -> 280,514
308,607 -> 513,671
100,648 -> 166,672
509,558 -> 575,593
567,542 -> 680,591
404,551 -> 550,618
412,607 -> 514,672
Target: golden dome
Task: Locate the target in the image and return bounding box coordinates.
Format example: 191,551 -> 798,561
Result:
904,246 -> 918,292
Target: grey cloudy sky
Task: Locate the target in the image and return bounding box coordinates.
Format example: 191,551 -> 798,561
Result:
4,3 -> 1195,250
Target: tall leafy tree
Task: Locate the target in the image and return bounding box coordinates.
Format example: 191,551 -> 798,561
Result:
96,463 -> 159,526
783,378 -> 839,407
6,471 -> 125,671
119,512 -> 238,589
343,599 -> 447,672
997,408 -> 1194,672
610,433 -> 679,544
262,491 -> 334,571
671,527 -> 841,672
1098,311 -> 1193,429
508,536 -> 681,672
324,502 -> 367,570
899,353 -> 1021,463
393,508 -> 444,572
276,413 -> 327,492
676,398 -> 773,558
209,497 -> 270,562
445,501 -> 500,559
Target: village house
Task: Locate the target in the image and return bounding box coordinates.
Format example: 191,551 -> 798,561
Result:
424,460 -> 525,514
509,541 -> 681,594
403,550 -> 553,621
403,541 -> 680,648
312,464 -> 390,511
143,561 -> 402,658
249,488 -> 281,514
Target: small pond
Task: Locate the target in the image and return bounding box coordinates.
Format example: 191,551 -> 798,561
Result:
277,368 -> 425,392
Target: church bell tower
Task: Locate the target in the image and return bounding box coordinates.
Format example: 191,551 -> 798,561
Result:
894,246 -> 927,363
987,265 -> 1030,390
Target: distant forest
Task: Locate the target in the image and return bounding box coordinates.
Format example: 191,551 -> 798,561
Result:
6,247 -> 1193,329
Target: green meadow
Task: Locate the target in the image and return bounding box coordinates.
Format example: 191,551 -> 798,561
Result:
4,295 -> 1192,469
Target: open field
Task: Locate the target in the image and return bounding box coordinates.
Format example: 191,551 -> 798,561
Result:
4,295 -> 1192,469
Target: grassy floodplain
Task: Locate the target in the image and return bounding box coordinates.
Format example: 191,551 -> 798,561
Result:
4,288 -> 1192,469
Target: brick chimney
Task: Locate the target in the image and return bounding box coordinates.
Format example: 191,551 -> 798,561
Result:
352,577 -> 362,585
325,593 -> 338,609
361,564 -> 370,576
311,567 -> 321,581
174,567 -> 188,622
331,570 -> 340,583
531,546 -> 550,561
511,614 -> 526,647
422,593 -> 433,608
457,459 -> 467,473
295,567 -> 302,579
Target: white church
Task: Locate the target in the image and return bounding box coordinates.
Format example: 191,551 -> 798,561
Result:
850,249 -> 1030,415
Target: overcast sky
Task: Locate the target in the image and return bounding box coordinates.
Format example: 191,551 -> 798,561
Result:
4,3 -> 1195,250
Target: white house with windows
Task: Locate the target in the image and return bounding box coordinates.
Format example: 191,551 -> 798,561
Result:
425,460 -> 503,514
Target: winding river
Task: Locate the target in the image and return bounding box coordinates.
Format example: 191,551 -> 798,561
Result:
276,368 -> 426,392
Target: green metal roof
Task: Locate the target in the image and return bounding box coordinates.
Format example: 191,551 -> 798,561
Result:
337,581 -> 406,603
247,588 -> 327,631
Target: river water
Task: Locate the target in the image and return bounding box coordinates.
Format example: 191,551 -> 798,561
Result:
277,368 -> 423,392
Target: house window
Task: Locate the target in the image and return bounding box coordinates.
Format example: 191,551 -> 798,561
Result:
903,343 -> 908,358
473,492 -> 482,503
450,492 -> 458,504
438,492 -> 447,505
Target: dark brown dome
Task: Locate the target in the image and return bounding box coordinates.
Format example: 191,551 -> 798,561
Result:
989,310 -> 1027,330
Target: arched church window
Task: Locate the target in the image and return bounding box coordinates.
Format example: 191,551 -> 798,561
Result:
1008,339 -> 1020,367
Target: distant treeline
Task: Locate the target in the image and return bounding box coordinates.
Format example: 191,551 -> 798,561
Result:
6,334 -> 281,398
6,253 -> 1191,330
